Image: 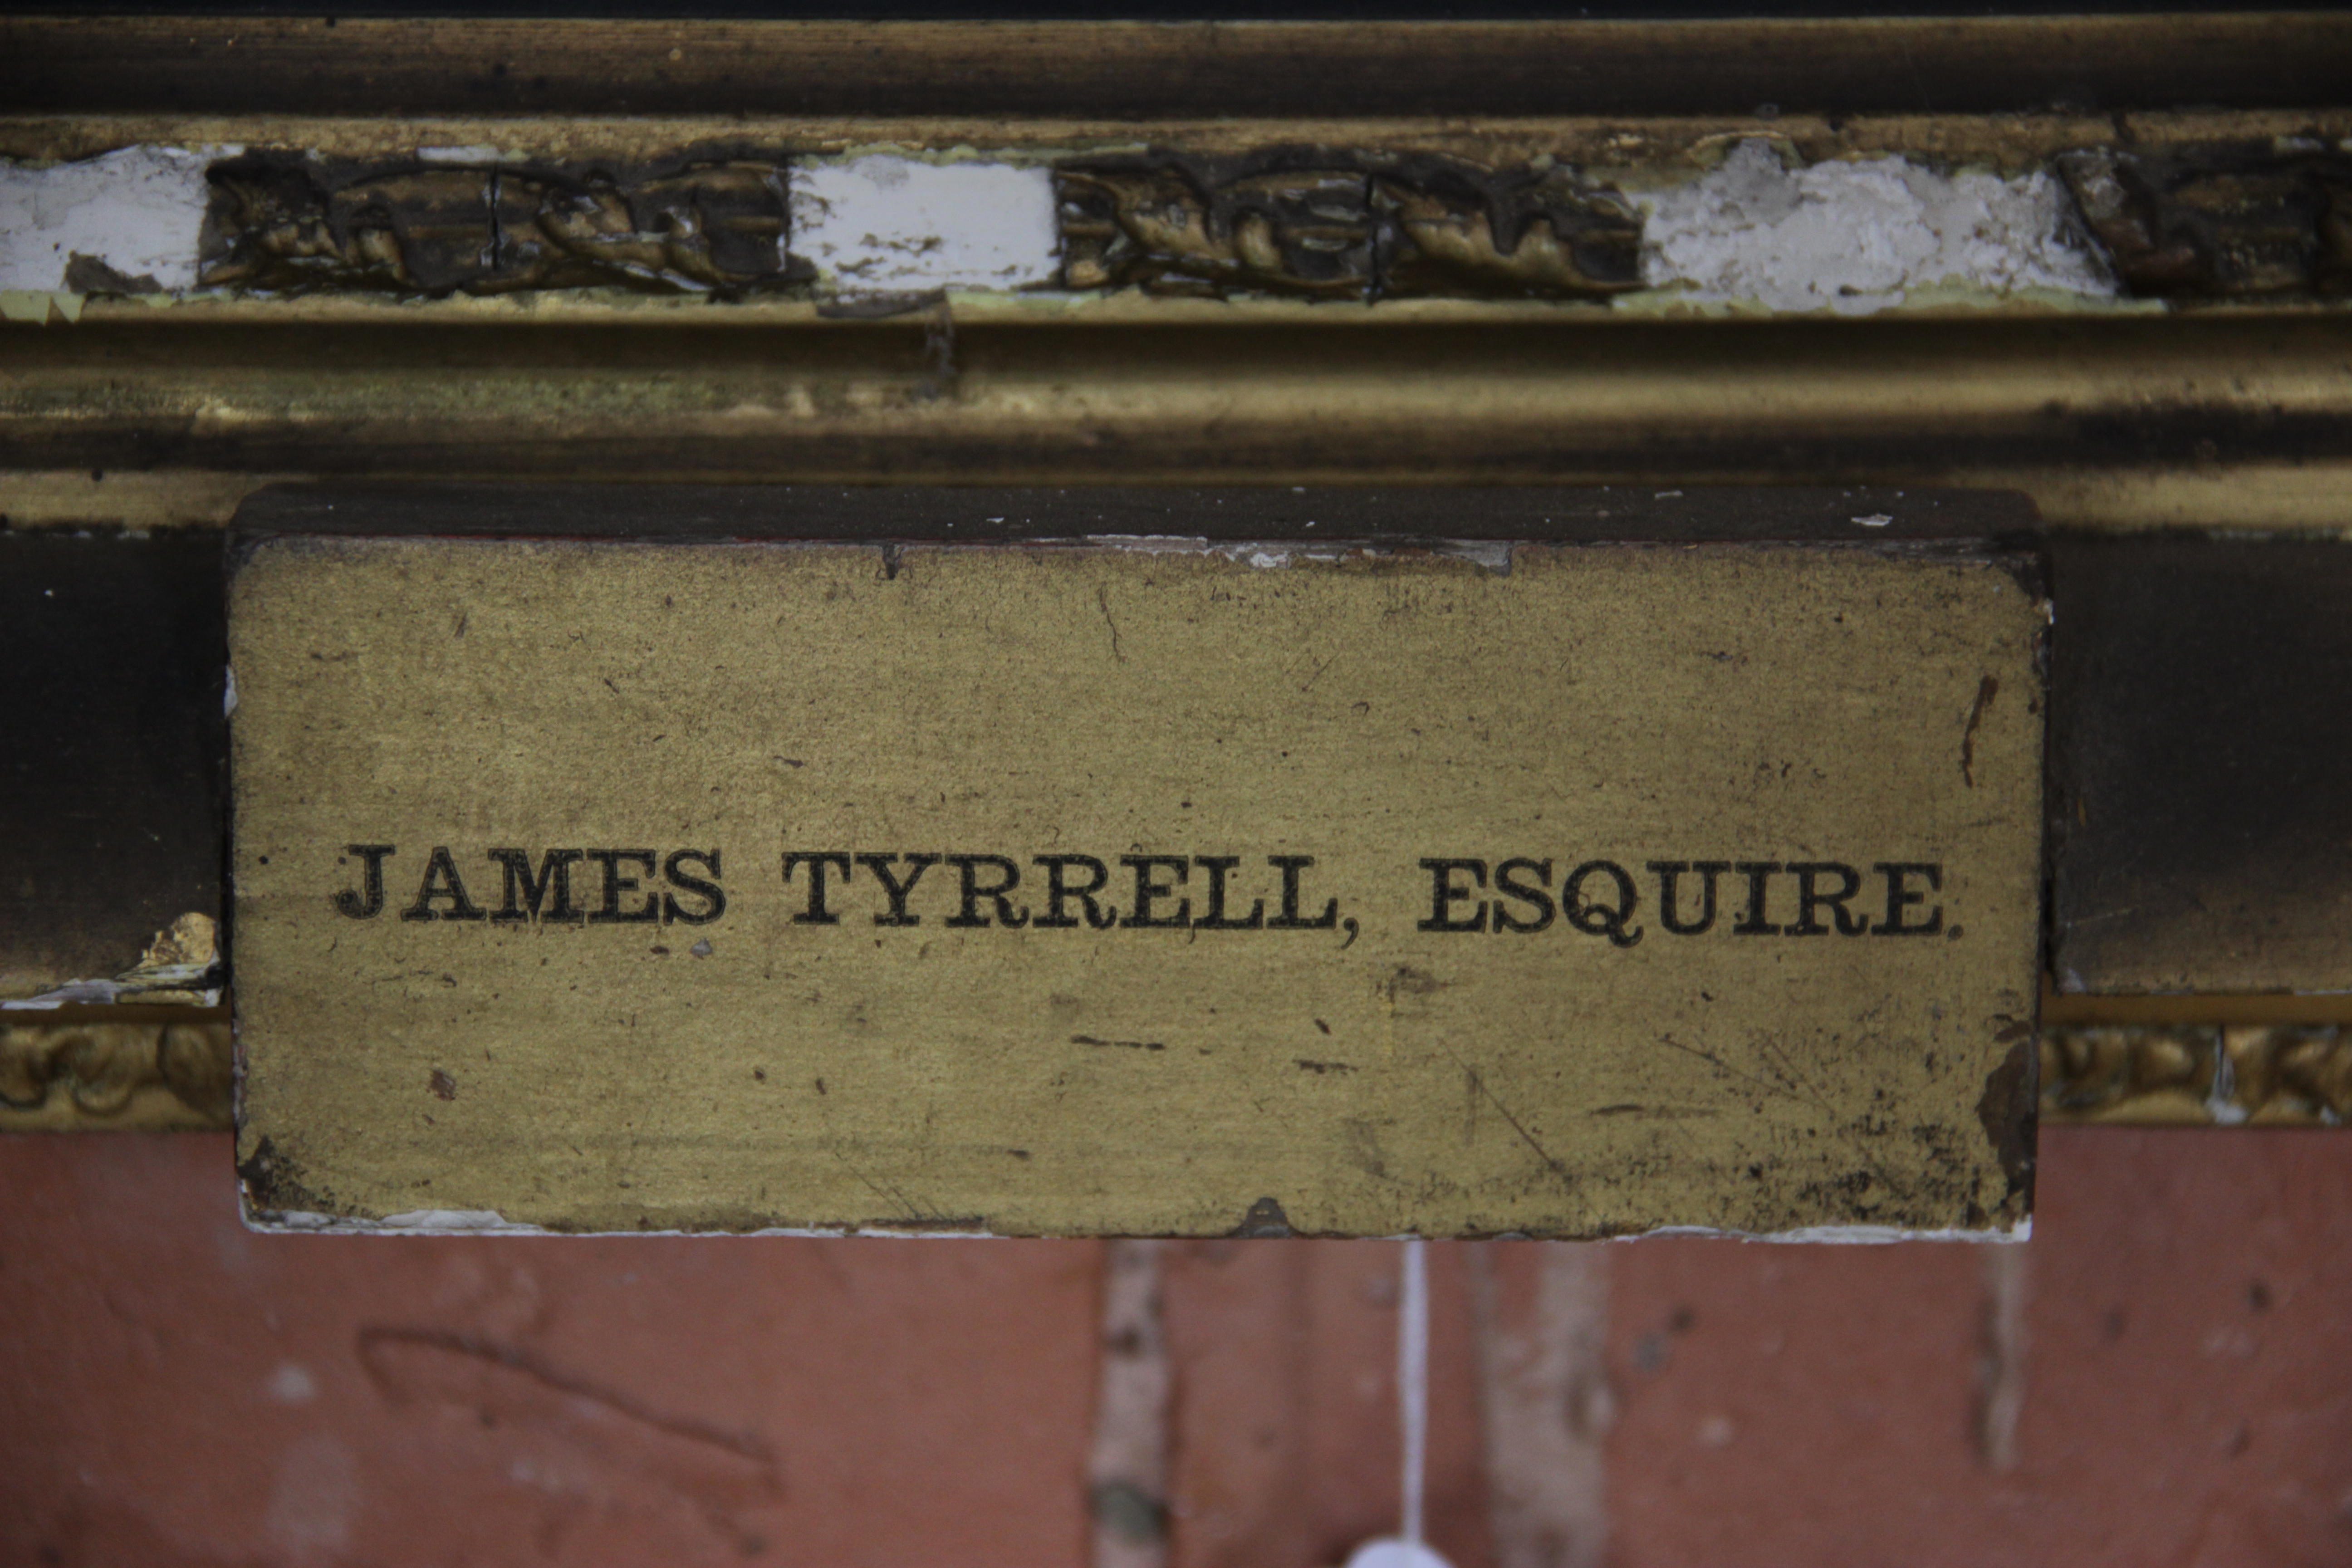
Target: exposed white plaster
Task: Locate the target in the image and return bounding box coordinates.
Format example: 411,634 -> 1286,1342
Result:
2205,1046 -> 2249,1125
1438,541 -> 1515,574
1632,1216 -> 2031,1244
377,1208 -> 525,1231
1079,536 -> 1509,573
1088,1239 -> 1172,1568
0,145 -> 225,297
6,979 -> 221,1010
258,1207 -> 544,1235
0,980 -> 127,1009
2,912 -> 217,1008
1082,534 -> 1219,554
22,981 -> 221,1008
0,139 -> 2123,319
247,1198 -> 2026,1243
2,979 -> 226,1010
1641,141 -> 2113,315
249,1204 -> 1011,1238
788,155 -> 1058,294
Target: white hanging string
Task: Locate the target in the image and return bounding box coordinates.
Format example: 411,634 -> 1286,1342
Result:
1345,1236 -> 1450,1568
1398,1236 -> 1430,1551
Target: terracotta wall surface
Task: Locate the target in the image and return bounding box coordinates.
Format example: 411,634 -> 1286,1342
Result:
2,1128 -> 2347,1568
1606,1128 -> 2352,1568
0,1133 -> 1102,1568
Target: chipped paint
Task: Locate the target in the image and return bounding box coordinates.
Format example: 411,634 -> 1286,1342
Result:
1081,536 -> 1512,573
413,144 -> 505,165
0,137 -> 2308,316
788,155 -> 1058,295
0,912 -> 223,1009
247,1209 -> 2026,1242
252,1206 -> 1013,1238
1632,1218 -> 2031,1244
377,1208 -> 537,1231
1640,141 -> 2114,315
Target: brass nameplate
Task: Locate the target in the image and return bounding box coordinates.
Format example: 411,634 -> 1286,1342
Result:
230,534 -> 2043,1237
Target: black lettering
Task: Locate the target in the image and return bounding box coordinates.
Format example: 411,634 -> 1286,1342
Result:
334,843 -> 396,919
946,854 -> 1030,928
1788,862 -> 1868,936
1120,856 -> 1191,928
1417,858 -> 1487,933
1871,862 -> 1945,936
1732,861 -> 1782,935
1563,859 -> 1642,948
1266,856 -> 1339,930
586,849 -> 659,923
662,849 -> 726,925
1651,861 -> 1730,936
1492,858 -> 1556,933
782,852 -> 853,925
401,845 -> 486,922
856,853 -> 938,926
1034,855 -> 1118,930
487,848 -> 583,923
1192,857 -> 1266,930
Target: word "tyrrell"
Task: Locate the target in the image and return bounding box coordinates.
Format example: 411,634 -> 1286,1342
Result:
779,853 -> 1345,931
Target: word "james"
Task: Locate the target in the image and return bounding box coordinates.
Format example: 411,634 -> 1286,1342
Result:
330,844 -> 725,924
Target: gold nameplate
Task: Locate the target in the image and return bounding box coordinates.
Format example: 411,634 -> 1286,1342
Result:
230,532 -> 2043,1237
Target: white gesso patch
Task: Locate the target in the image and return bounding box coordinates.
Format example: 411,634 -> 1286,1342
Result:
263,1433 -> 360,1560
1642,140 -> 2114,315
0,145 -> 224,294
266,1361 -> 320,1405
789,156 -> 1058,294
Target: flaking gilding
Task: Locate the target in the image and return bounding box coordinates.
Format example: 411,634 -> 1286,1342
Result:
13,122 -> 2351,314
